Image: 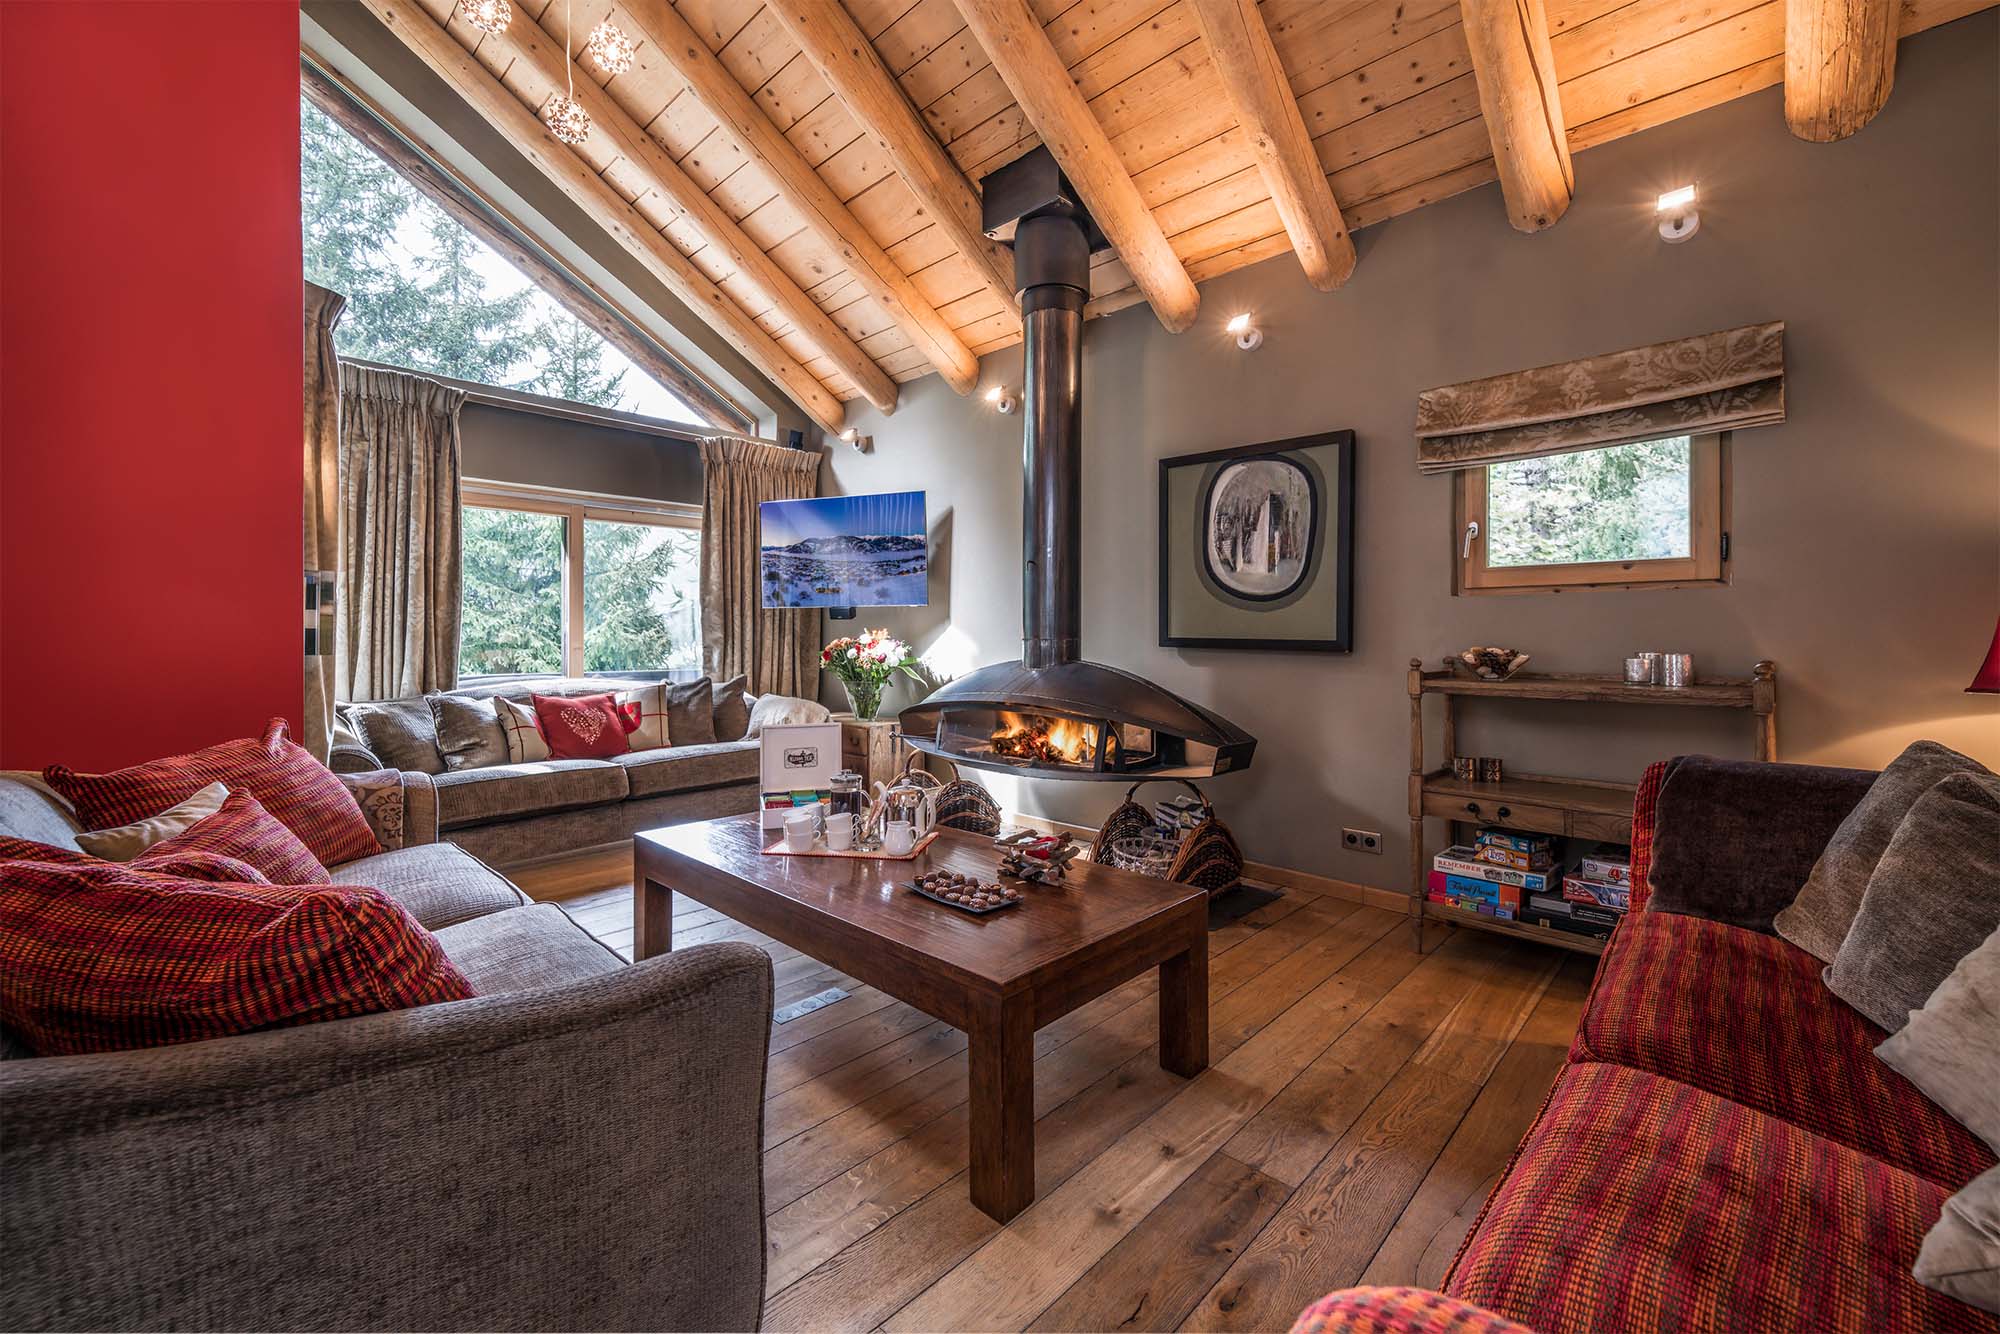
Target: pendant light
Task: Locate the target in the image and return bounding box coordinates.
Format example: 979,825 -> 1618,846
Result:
542,0 -> 592,146
460,0 -> 512,36
585,18 -> 637,75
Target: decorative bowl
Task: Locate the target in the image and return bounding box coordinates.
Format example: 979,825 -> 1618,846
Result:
1449,647 -> 1532,681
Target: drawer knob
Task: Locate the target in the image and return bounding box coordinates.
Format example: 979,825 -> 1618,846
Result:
1464,801 -> 1481,816
1497,805 -> 1513,819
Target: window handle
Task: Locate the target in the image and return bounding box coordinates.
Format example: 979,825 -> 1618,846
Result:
1461,520 -> 1481,560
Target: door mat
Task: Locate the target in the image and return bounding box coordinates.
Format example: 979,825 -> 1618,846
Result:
1209,884 -> 1283,929
773,986 -> 850,1024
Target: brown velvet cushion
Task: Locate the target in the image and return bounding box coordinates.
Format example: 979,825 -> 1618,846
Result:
666,678 -> 716,746
1825,771 -> 2000,1032
1877,926 -> 2000,1154
342,699 -> 445,776
428,695 -> 509,771
1776,741 -> 1991,961
711,675 -> 750,742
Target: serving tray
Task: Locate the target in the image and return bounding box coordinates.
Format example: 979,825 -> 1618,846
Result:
761,828 -> 940,860
906,880 -> 1022,915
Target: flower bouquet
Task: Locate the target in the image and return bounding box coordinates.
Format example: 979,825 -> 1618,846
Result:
821,628 -> 924,722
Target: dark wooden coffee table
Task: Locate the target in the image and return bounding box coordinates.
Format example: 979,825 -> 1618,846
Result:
633,814 -> 1209,1222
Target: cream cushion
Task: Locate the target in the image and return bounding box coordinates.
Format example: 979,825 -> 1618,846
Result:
617,683 -> 668,750
74,782 -> 229,860
747,693 -> 832,737
497,696 -> 551,764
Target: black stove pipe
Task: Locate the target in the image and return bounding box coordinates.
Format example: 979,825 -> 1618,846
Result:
1016,212 -> 1089,670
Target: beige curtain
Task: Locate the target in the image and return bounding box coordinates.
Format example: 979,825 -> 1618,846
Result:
302,283 -> 346,761
700,435 -> 820,697
1415,321 -> 1786,473
336,363 -> 466,703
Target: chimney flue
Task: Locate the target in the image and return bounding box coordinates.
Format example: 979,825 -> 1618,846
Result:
1016,212 -> 1088,669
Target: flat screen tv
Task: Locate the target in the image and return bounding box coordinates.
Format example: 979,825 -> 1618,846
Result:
760,490 -> 928,609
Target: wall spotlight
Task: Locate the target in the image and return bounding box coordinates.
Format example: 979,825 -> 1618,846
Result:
1656,184 -> 1700,243
1225,312 -> 1263,350
984,384 -> 1018,414
838,426 -> 872,452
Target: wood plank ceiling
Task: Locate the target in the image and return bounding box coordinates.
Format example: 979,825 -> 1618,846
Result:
367,0 -> 1991,430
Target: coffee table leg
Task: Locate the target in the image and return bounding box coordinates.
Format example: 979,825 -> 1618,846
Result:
968,992 -> 1034,1222
1159,921 -> 1209,1078
636,875 -> 673,961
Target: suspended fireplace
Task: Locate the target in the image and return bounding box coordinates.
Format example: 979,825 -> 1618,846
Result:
898,150 -> 1256,782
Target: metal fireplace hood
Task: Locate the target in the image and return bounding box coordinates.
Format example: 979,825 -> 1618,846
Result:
898,149 -> 1256,782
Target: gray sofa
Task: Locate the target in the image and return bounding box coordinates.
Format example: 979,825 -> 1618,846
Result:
0,772 -> 772,1333
333,677 -> 760,867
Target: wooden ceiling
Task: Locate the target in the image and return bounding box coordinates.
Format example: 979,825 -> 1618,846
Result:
363,0 -> 1991,431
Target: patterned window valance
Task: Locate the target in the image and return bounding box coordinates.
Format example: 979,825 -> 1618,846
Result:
1414,321 -> 1785,474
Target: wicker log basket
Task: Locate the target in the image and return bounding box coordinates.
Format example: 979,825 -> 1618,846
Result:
914,754 -> 1004,836
1090,779 -> 1244,896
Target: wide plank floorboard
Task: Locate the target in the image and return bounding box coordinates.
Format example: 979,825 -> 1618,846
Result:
524,848 -> 1590,1333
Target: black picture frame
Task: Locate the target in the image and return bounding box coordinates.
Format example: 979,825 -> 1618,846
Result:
1158,429 -> 1356,652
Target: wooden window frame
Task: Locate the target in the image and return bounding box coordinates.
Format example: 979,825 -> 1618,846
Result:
1454,433 -> 1730,594
461,480 -> 701,678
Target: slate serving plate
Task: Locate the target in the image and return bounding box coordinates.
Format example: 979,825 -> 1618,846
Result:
906,880 -> 1023,915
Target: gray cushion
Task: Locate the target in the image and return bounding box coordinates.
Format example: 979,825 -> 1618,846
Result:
1825,772 -> 2000,1032
342,698 -> 446,776
712,674 -> 750,742
428,693 -> 509,771
433,759 -> 628,830
613,740 -> 760,799
1876,925 -> 2000,1152
667,677 -> 717,745
1914,1163 -> 2000,1314
1776,741 -> 1991,961
431,902 -> 624,994
327,841 -> 527,929
0,773 -> 83,851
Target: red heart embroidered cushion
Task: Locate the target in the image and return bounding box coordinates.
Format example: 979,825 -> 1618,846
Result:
530,692 -> 632,760
131,789 -> 328,886
43,718 -> 379,867
0,852 -> 475,1056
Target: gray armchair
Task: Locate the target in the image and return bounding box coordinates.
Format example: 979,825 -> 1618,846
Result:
0,772 -> 772,1332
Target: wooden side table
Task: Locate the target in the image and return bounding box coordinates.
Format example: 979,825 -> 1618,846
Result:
835,713 -> 909,789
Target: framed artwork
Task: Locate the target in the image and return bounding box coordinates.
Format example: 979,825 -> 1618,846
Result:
1158,430 -> 1355,652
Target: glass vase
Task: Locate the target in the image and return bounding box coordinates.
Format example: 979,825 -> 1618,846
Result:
843,677 -> 884,722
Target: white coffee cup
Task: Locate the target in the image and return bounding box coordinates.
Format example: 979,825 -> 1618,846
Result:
825,812 -> 854,852
883,820 -> 915,856
783,808 -> 818,852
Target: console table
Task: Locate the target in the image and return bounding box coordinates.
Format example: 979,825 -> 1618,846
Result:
1406,659 -> 1777,956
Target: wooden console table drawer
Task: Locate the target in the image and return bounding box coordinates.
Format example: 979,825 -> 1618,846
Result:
1568,810 -> 1635,843
1422,791 -> 1566,836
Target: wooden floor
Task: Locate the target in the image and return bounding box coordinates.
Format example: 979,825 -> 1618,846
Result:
513,849 -> 1594,1333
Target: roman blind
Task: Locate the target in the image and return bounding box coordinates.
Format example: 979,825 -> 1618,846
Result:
1414,321 -> 1785,474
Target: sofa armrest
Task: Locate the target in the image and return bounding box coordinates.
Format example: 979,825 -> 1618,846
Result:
0,941 -> 773,1332
328,741 -> 386,775
1645,755 -> 1876,933
1290,1287 -> 1536,1334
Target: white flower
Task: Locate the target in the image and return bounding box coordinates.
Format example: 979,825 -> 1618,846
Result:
847,647 -> 859,658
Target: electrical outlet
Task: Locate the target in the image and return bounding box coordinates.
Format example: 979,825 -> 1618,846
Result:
1342,828 -> 1382,854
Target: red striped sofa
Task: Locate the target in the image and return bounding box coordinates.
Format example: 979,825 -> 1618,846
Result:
1295,756 -> 1999,1334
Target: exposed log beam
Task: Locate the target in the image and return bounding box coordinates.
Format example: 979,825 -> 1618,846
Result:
625,0 -> 981,394
1460,0 -> 1574,232
361,0 -> 846,434
1784,0 -> 1897,141
1189,0 -> 1354,291
765,0 -> 1020,325
300,59 -> 752,433
949,0 -> 1200,332
454,0 -> 897,413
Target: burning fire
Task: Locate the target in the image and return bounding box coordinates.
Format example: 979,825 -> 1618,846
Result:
991,711 -> 1098,766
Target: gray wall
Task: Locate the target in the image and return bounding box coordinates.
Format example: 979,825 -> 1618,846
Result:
460,403 -> 703,504
823,15 -> 2000,893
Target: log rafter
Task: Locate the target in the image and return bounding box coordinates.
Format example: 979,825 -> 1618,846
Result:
765,0 -> 1022,325
361,0 -> 848,432
1784,0 -> 1898,141
948,0 -> 1201,333
1460,0 -> 1575,232
1189,0 -> 1355,291
624,0 -> 984,395
446,0 -> 899,412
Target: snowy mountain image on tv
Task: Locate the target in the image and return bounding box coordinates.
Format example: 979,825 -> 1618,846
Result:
761,490 -> 928,609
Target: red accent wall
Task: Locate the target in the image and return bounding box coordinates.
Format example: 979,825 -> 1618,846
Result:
2,2 -> 302,771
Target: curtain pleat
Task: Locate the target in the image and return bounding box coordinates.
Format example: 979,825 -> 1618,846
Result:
336,363 -> 465,703
699,436 -> 820,698
302,283 -> 346,762
1415,322 -> 1786,473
